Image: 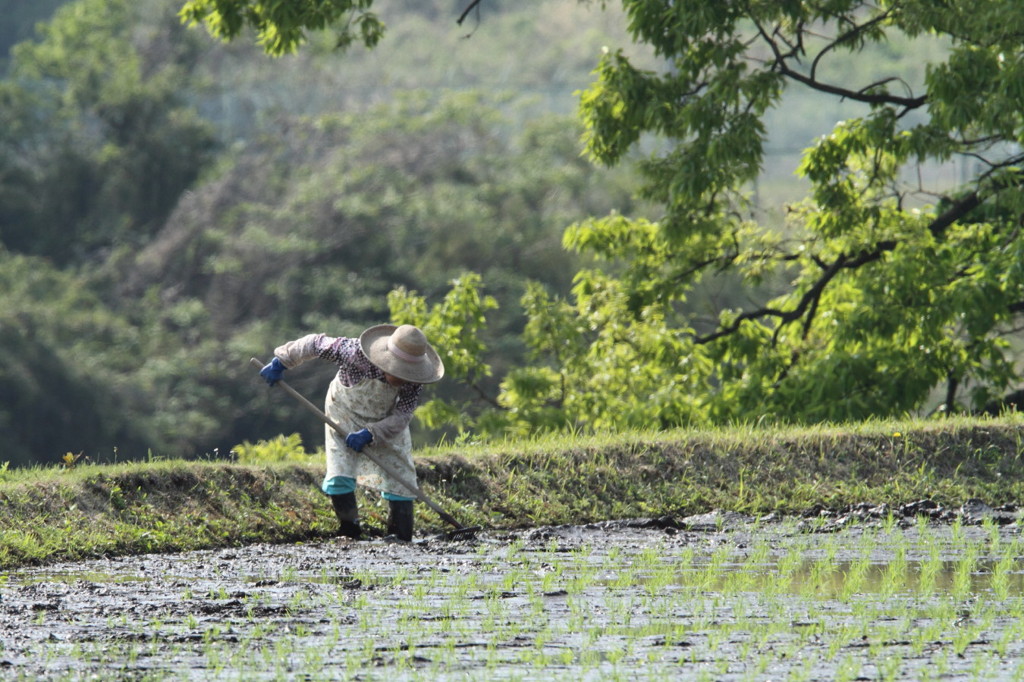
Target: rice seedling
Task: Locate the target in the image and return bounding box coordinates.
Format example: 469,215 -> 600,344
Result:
11,503 -> 1024,680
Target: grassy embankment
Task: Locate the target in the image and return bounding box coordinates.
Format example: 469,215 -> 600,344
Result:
1,415 -> 1022,569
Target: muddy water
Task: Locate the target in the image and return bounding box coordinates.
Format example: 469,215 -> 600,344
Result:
3,515 -> 1024,680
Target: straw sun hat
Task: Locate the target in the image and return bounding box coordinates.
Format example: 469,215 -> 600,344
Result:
359,324 -> 444,385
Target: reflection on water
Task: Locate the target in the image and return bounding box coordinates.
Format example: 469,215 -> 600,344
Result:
597,523 -> 1024,600
600,558 -> 1024,597
12,570 -> 150,585
716,558 -> 1024,597
4,521 -> 1024,681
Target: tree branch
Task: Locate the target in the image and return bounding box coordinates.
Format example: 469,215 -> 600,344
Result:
694,183 -> 999,346
457,0 -> 484,26
809,10 -> 894,81
755,19 -> 928,110
944,372 -> 959,415
470,381 -> 502,409
775,59 -> 927,108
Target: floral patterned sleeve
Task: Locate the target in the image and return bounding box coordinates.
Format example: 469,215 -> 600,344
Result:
273,333 -> 422,420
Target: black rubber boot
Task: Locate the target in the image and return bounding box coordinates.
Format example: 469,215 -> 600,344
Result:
330,493 -> 361,540
387,500 -> 414,542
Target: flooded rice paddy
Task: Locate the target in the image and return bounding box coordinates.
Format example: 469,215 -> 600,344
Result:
3,510 -> 1024,680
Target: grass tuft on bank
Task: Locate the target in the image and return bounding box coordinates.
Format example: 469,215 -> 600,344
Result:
2,415 -> 1023,569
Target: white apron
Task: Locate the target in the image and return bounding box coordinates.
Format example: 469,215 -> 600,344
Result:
324,375 -> 417,497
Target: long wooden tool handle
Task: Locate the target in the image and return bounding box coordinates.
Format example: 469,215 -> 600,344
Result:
250,358 -> 464,529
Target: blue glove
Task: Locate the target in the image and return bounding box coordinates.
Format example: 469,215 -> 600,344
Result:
260,357 -> 287,386
346,428 -> 373,452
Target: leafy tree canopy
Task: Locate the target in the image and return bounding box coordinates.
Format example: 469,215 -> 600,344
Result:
18,0 -> 1024,464
3,0 -> 651,464
1,0 -> 214,264
505,0 -> 1024,432
178,0 -> 385,55
170,0 -> 1024,436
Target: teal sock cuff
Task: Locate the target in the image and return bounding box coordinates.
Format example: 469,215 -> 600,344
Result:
323,476 -> 356,495
382,491 -> 416,502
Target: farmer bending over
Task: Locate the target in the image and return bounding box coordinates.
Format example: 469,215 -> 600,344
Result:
260,324 -> 444,542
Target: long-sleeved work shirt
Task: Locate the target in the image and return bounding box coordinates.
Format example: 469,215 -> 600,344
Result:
274,333 -> 422,442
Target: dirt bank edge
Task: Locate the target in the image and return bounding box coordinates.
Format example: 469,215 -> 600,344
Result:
2,417 -> 1023,568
